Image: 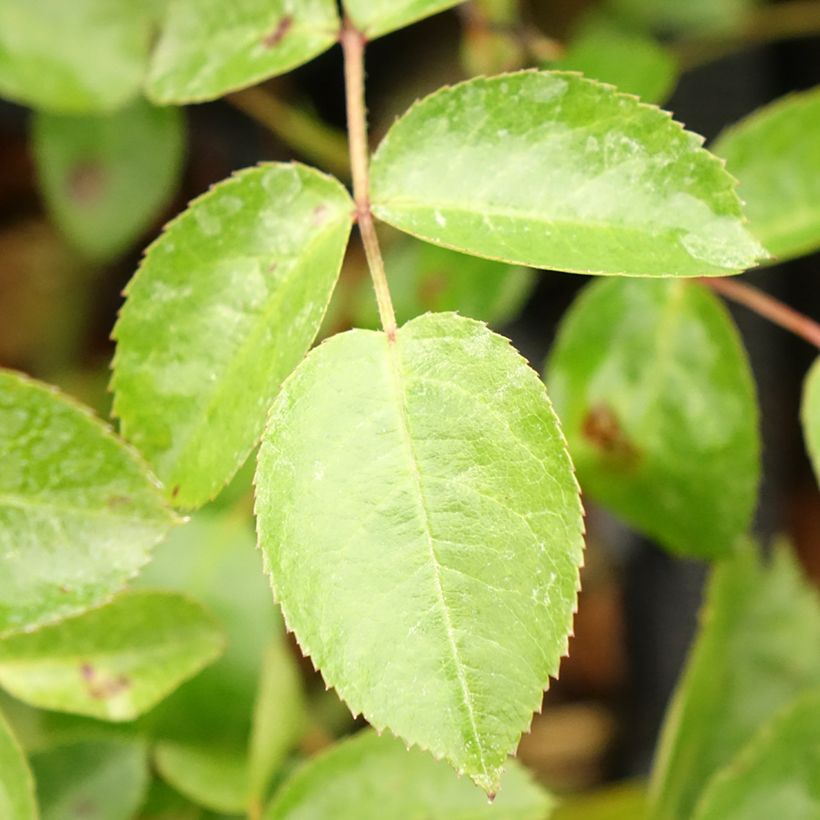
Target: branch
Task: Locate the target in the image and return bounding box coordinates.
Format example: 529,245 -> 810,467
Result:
700,276 -> 820,349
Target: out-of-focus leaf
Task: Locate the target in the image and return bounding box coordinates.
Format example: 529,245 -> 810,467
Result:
553,783 -> 647,820
801,358 -> 820,485
147,0 -> 340,104
0,707 -> 36,820
32,738 -> 149,820
111,163 -> 353,509
137,777 -> 204,820
714,87 -> 820,262
370,72 -> 766,277
693,689 -> 820,820
343,0 -> 463,39
0,369 -> 175,636
0,591 -> 224,721
546,278 -> 759,559
256,312 -> 583,794
33,99 -> 185,262
650,543 -> 820,820
606,0 -> 759,34
265,730 -> 554,819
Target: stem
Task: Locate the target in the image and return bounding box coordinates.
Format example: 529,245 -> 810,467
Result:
341,20 -> 398,341
700,277 -> 820,349
227,87 -> 350,179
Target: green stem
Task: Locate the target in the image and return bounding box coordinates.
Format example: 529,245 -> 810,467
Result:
228,87 -> 351,179
340,19 -> 397,342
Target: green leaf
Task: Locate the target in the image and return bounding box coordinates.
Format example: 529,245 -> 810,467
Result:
147,0 -> 340,104
343,0 -> 464,39
0,708 -> 37,820
550,16 -> 677,104
0,590 -> 224,721
713,87 -> 820,262
693,689 -> 820,820
265,730 -> 554,819
352,237 -> 535,329
33,738 -> 149,820
801,358 -> 820,486
111,163 -> 354,509
256,312 -> 584,793
0,0 -> 157,113
553,783 -> 647,820
606,0 -> 758,34
370,72 -> 766,278
649,543 -> 820,820
33,99 -> 185,263
0,369 -> 175,636
546,278 -> 759,559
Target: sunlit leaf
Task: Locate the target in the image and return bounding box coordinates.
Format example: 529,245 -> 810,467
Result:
801,358 -> 820,486
256,312 -> 584,793
547,278 -> 759,558
693,689 -> 820,820
0,708 -> 36,820
112,163 -> 354,509
0,369 -> 175,636
0,591 -> 224,721
147,0 -> 340,104
370,72 -> 766,278
650,543 -> 820,820
344,0 -> 463,39
266,730 -> 554,818
714,87 -> 820,262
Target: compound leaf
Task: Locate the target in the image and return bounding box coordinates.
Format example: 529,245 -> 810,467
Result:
546,278 -> 759,559
650,543 -> 820,820
714,87 -> 820,262
370,72 -> 766,278
693,689 -> 820,820
256,312 -> 584,794
147,0 -> 340,104
343,0 -> 463,39
0,708 -> 36,820
112,163 -> 353,509
33,99 -> 185,262
266,730 -> 554,819
0,590 -> 224,721
0,370 -> 175,636
801,358 -> 820,485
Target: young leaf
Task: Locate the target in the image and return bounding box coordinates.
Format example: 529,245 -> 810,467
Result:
111,163 -> 354,509
0,708 -> 36,820
369,71 -> 766,278
801,358 -> 820,485
714,87 -> 820,262
649,543 -> 820,820
256,312 -> 584,794
266,730 -> 554,818
0,369 -> 175,637
0,0 -> 156,113
343,0 -> 463,40
32,738 -> 149,820
546,278 -> 759,559
147,0 -> 340,104
693,689 -> 820,820
33,99 -> 185,263
0,590 -> 224,721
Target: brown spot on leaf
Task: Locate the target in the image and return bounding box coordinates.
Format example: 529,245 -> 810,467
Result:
262,16 -> 293,48
106,494 -> 132,509
80,663 -> 131,700
312,204 -> 329,226
68,163 -> 106,206
171,485 -> 180,499
582,404 -> 640,464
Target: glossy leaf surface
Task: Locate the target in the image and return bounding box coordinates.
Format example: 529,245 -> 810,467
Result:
147,0 -> 340,104
32,738 -> 149,820
256,312 -> 584,793
0,370 -> 174,636
344,0 -> 463,39
0,0 -> 156,113
693,690 -> 820,820
0,709 -> 36,820
714,87 -> 820,261
650,544 -> 820,820
33,99 -> 185,262
112,163 -> 353,509
266,730 -> 554,819
801,358 -> 820,485
370,72 -> 765,278
547,278 -> 759,558
0,591 -> 224,721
